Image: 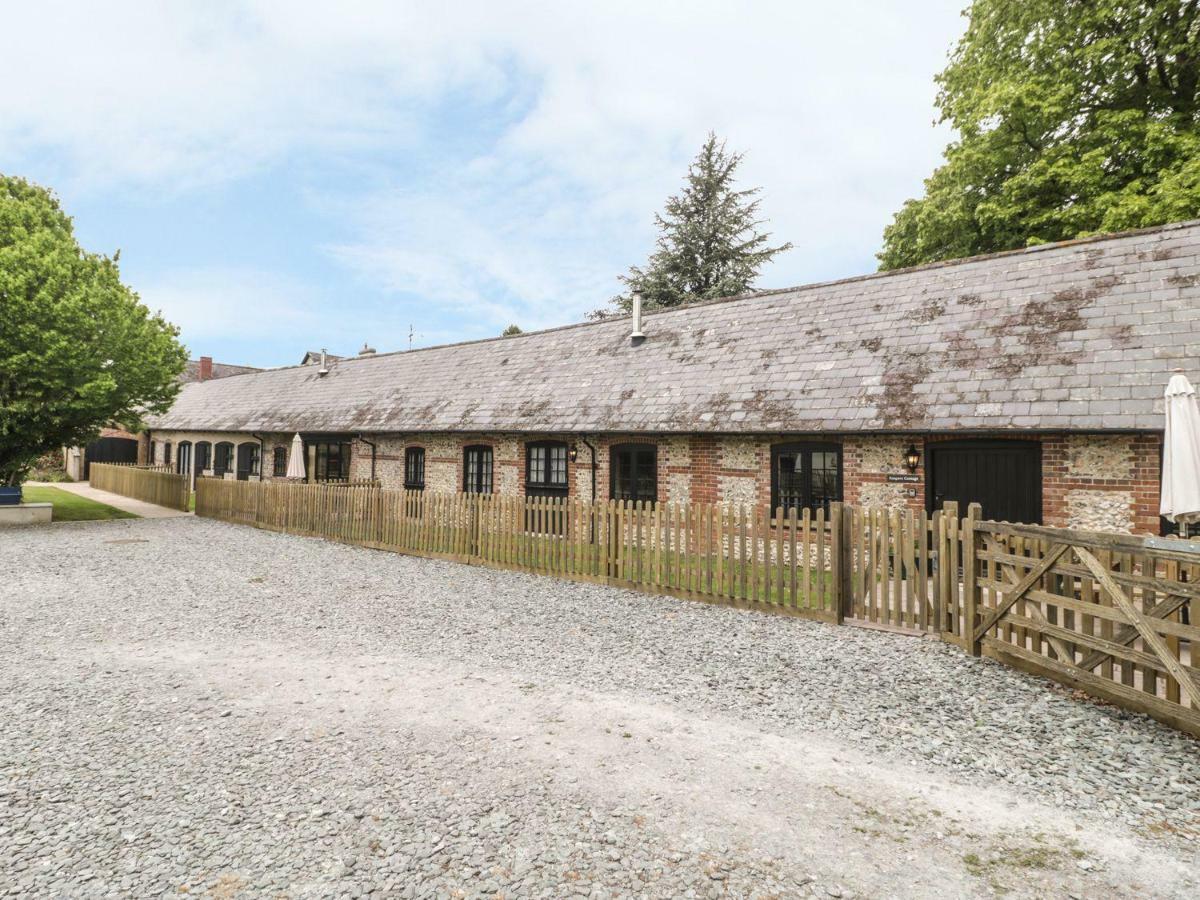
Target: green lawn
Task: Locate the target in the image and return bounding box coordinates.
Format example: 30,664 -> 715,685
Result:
22,486 -> 139,522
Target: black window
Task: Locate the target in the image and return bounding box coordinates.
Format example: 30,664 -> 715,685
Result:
195,441 -> 212,474
163,442 -> 172,467
312,441 -> 351,481
405,447 -> 426,490
149,441 -> 156,464
214,442 -> 234,476
463,445 -> 493,494
611,443 -> 657,503
526,441 -> 568,498
771,443 -> 842,513
273,446 -> 287,477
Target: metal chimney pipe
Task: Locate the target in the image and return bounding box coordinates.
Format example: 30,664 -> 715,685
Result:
318,348 -> 329,376
630,291 -> 645,344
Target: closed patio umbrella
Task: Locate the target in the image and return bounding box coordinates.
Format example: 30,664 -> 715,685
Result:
1160,371 -> 1200,536
285,433 -> 306,480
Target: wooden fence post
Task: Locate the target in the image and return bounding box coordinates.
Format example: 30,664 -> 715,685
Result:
830,501 -> 847,624
940,501 -> 959,639
469,493 -> 481,561
962,502 -> 981,656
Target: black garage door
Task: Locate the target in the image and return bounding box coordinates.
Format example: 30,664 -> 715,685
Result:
83,436 -> 138,478
927,440 -> 1042,524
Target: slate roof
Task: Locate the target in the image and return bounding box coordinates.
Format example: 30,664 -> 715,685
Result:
148,220 -> 1200,435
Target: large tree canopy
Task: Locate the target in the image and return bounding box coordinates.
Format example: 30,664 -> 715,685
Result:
0,175 -> 187,486
879,0 -> 1200,270
596,134 -> 791,316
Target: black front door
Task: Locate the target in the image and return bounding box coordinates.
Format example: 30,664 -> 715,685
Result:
83,437 -> 138,478
927,440 -> 1041,524
236,443 -> 259,481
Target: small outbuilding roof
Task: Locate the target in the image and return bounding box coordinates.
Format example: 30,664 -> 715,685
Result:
148,220 -> 1200,435
181,359 -> 261,382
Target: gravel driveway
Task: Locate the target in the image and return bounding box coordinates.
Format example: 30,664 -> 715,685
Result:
2,517 -> 1198,899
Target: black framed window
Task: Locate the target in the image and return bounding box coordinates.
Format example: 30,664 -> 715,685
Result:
526,441 -> 569,498
177,441 -> 192,475
771,443 -> 842,513
312,441 -> 351,481
463,445 -> 493,494
163,442 -> 172,467
195,441 -> 212,474
405,447 -> 426,490
149,442 -> 157,464
273,446 -> 287,477
610,443 -> 657,503
213,442 -> 234,476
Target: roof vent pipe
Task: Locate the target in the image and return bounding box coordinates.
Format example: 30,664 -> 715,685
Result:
358,342 -> 376,357
630,291 -> 645,345
318,348 -> 329,376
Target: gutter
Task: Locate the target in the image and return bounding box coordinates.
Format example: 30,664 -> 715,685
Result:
580,436 -> 597,543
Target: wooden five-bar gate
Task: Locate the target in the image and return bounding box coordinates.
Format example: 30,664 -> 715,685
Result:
193,478 -> 1199,737
965,519 -> 1200,737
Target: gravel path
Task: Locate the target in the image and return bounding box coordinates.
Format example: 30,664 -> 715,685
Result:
2,517 -> 1198,898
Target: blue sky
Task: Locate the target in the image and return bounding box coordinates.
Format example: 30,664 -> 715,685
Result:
2,1 -> 966,368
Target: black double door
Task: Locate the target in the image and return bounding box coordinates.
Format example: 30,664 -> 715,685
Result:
927,440 -> 1042,525
83,437 -> 138,478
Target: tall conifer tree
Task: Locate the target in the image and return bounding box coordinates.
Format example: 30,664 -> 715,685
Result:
598,134 -> 791,316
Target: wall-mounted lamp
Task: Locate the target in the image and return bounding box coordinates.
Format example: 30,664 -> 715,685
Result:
568,444 -> 579,463
904,443 -> 920,473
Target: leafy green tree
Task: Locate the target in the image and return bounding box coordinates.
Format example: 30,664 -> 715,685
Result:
879,0 -> 1200,270
0,175 -> 187,487
595,133 -> 791,317
501,324 -> 523,336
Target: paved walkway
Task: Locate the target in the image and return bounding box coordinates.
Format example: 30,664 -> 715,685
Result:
25,480 -> 191,519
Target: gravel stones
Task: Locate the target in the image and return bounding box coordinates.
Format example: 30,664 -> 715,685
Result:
2,517 -> 1198,898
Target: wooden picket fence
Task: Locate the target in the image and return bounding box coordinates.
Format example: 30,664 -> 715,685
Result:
195,478 -> 844,620
89,462 -> 190,511
192,478 -> 1199,738
99,461 -> 173,473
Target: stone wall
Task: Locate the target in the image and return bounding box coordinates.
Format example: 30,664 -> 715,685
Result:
1042,433 -> 1160,534
844,435 -> 923,512
149,428 -> 1163,533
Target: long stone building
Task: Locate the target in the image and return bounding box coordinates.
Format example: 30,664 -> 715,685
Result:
145,220 -> 1200,535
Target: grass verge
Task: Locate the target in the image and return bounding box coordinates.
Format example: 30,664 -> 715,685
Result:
22,486 -> 139,522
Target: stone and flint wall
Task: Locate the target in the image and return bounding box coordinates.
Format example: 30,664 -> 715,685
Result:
149,429 -> 1164,534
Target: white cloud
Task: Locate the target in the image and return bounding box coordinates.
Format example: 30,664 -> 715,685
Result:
136,267 -> 327,359
2,1 -> 967,331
